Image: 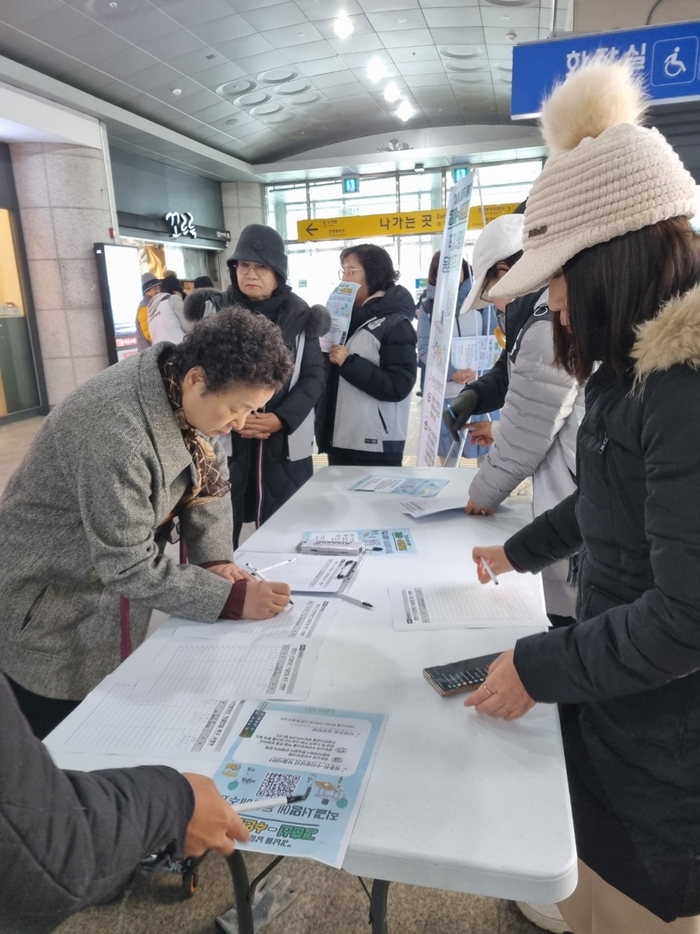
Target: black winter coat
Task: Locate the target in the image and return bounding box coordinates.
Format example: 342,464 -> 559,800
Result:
504,285 -> 700,921
0,673 -> 193,933
222,284 -> 329,545
318,284 -> 417,462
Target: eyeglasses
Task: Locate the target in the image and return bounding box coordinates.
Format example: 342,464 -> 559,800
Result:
236,261 -> 272,276
338,267 -> 362,279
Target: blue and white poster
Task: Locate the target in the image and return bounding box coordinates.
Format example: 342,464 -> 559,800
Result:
512,21 -> 700,120
215,701 -> 386,868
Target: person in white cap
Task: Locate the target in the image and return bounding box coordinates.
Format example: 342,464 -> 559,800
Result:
450,212 -> 585,627
466,56 -> 700,934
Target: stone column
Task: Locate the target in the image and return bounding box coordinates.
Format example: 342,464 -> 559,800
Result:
219,181 -> 266,284
10,142 -> 113,406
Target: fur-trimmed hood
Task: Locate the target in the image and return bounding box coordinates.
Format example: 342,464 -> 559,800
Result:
632,284 -> 700,385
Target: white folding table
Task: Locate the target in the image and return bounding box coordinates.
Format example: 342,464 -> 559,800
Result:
46,466 -> 577,932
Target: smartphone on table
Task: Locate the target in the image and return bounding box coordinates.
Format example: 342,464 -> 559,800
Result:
423,651 -> 502,697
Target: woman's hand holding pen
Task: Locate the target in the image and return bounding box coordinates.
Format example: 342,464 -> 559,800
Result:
242,580 -> 291,619
472,545 -> 514,582
463,650 -> 536,720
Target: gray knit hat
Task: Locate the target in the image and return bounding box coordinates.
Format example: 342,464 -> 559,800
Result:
228,224 -> 288,282
141,272 -> 160,294
491,57 -> 698,300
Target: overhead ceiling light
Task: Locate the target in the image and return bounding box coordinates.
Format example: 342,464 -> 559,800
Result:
171,88 -> 182,96
384,82 -> 401,103
397,101 -> 413,121
367,58 -> 387,83
333,11 -> 355,39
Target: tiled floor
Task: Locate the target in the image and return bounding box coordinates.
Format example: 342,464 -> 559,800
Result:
4,399 -> 543,934
55,850 -> 544,934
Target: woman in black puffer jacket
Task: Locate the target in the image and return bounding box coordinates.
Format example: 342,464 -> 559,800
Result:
467,60 -> 700,932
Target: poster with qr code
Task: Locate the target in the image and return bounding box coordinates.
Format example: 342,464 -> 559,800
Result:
214,700 -> 386,868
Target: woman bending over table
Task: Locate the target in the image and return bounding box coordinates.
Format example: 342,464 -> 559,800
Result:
0,308 -> 292,738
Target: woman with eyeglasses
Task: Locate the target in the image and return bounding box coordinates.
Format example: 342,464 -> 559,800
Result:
318,243 -> 417,467
185,224 -> 330,546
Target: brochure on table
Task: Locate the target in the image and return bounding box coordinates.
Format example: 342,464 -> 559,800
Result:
215,700 -> 386,868
319,281 -> 360,353
349,475 -> 449,497
302,528 -> 417,556
400,496 -> 467,519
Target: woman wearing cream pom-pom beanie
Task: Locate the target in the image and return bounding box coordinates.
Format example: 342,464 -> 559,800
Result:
465,57 -> 700,934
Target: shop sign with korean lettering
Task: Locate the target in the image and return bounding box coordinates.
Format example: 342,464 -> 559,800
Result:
511,21 -> 700,120
296,203 -> 518,242
165,211 -> 197,239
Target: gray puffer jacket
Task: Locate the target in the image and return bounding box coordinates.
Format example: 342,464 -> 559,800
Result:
0,345 -> 234,701
468,291 -> 585,617
0,672 -> 193,934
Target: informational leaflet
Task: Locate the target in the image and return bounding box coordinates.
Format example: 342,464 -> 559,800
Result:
319,281 -> 360,352
214,701 -> 386,868
172,597 -> 338,644
451,335 -> 501,373
349,475 -> 449,497
133,641 -> 319,700
236,551 -> 361,593
302,528 -> 417,556
400,495 -> 467,519
46,682 -> 247,759
390,580 -> 546,630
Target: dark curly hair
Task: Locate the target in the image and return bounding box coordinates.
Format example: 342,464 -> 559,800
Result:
169,306 -> 294,392
340,244 -> 399,294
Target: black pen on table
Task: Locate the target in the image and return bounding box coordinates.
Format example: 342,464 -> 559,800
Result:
246,563 -> 294,606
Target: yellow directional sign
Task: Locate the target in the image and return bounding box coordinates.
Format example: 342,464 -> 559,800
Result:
296,203 -> 521,242
297,210 -> 446,242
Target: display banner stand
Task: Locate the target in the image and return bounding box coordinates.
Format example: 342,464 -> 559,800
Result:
417,171 -> 475,467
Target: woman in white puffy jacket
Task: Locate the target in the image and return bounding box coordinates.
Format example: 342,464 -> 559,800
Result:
462,215 -> 586,624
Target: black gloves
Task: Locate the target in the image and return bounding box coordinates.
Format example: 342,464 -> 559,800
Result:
442,389 -> 478,444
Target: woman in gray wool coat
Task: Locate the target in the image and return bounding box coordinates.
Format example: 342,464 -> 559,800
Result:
0,308 -> 292,738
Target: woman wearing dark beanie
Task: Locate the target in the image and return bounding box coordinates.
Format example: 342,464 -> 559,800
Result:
185,224 -> 330,546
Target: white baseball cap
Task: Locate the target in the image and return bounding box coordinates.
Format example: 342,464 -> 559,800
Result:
461,214 -> 525,310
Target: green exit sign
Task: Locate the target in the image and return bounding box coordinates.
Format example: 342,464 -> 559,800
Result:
343,177 -> 359,194
453,167 -> 469,183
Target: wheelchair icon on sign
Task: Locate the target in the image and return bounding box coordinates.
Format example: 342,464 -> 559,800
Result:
664,47 -> 687,78
651,36 -> 698,87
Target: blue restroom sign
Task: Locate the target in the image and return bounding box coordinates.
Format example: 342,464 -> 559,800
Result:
511,21 -> 700,119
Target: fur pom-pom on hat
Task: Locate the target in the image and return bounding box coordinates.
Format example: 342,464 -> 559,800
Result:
541,56 -> 647,155
491,57 -> 698,301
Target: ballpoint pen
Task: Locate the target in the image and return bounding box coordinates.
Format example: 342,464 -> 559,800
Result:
255,558 -> 296,574
246,564 -> 294,606
337,592 -> 374,610
233,786 -> 311,813
480,557 -> 499,585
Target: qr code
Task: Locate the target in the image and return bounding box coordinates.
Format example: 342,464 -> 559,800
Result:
256,772 -> 300,799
